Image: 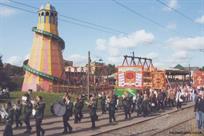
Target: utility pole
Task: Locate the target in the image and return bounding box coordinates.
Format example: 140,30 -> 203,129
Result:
132,51 -> 135,57
87,51 -> 91,99
188,63 -> 191,82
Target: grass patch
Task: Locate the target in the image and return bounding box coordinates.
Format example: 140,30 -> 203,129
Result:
9,91 -> 65,117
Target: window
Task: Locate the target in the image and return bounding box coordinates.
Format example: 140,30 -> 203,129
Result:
41,12 -> 44,16
51,12 -> 54,16
46,11 -> 49,16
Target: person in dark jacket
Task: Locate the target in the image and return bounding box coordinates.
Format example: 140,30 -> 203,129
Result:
136,92 -> 143,116
3,101 -> 14,136
74,97 -> 80,123
34,96 -> 45,136
88,95 -> 97,128
141,94 -> 150,117
157,90 -> 165,110
132,95 -> 136,113
194,91 -> 204,130
112,92 -> 118,110
149,92 -> 157,112
78,95 -> 85,122
107,95 -> 116,123
128,95 -> 133,113
100,92 -> 106,114
23,94 -> 33,134
62,95 -> 73,134
14,99 -> 22,128
122,93 -> 131,120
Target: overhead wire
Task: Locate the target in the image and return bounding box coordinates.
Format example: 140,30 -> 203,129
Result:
7,0 -> 128,34
155,0 -> 195,23
111,0 -> 193,38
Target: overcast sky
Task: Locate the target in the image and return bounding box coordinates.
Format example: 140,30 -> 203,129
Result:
0,0 -> 204,68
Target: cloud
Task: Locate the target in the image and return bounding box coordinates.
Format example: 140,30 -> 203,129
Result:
145,52 -> 159,60
154,36 -> 204,68
96,39 -> 107,51
95,30 -> 155,64
108,30 -> 154,48
96,30 -> 154,49
163,0 -> 178,11
66,54 -> 87,66
166,22 -> 177,30
195,15 -> 204,24
108,47 -> 120,57
0,0 -> 17,17
0,6 -> 16,17
153,62 -> 167,69
172,51 -> 188,60
5,54 -> 30,66
24,54 -> 30,60
166,36 -> 204,51
163,36 -> 199,67
6,56 -> 23,66
107,56 -> 122,65
164,36 -> 204,66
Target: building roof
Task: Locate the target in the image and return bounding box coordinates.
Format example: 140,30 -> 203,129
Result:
173,64 -> 199,71
165,69 -> 190,75
40,3 -> 56,11
184,67 -> 200,71
174,64 -> 184,70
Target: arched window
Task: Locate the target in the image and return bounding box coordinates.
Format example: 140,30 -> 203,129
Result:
54,13 -> 57,17
51,12 -> 54,16
38,13 -> 40,16
46,11 -> 49,16
41,12 -> 44,16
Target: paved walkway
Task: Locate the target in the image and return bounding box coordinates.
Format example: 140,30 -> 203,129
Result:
0,102 -> 194,136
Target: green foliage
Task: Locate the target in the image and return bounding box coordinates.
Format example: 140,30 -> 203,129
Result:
10,91 -> 64,117
94,63 -> 117,76
107,64 -> 117,75
0,56 -> 24,90
200,66 -> 204,71
0,56 -> 3,68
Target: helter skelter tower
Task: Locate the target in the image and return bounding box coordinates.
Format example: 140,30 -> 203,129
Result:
22,3 -> 65,92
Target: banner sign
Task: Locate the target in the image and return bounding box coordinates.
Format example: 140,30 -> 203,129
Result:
152,71 -> 166,89
117,66 -> 143,89
193,70 -> 204,87
114,88 -> 137,96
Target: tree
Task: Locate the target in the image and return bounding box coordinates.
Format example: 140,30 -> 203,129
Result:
0,56 -> 20,90
107,64 -> 117,75
201,66 -> 204,71
0,56 -> 3,68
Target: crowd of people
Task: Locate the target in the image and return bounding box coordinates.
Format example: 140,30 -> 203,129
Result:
0,85 -> 198,136
1,90 -> 45,136
0,87 -> 10,99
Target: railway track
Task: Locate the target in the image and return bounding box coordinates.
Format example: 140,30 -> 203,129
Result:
149,117 -> 195,136
96,103 -> 194,136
